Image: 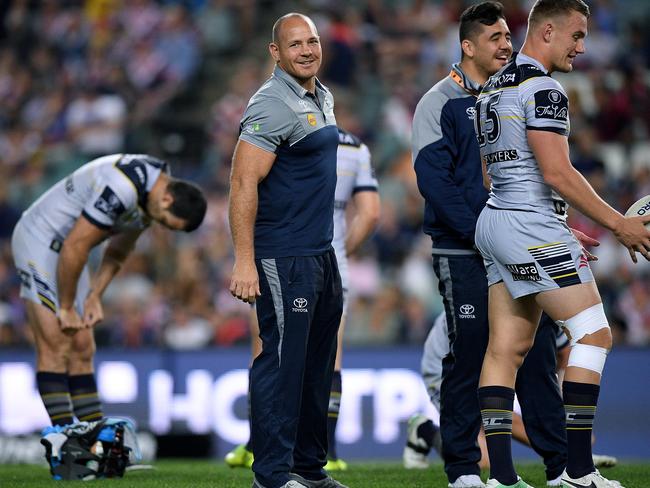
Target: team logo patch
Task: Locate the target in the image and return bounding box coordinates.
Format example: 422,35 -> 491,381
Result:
307,114 -> 317,126
505,262 -> 542,282
459,304 -> 476,319
534,89 -> 568,121
292,297 -> 308,312
93,186 -> 125,220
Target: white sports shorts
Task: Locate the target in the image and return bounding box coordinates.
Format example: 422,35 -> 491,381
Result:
475,206 -> 594,299
11,219 -> 90,315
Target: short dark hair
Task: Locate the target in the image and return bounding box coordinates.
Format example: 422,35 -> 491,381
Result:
459,1 -> 506,44
528,0 -> 590,26
167,179 -> 207,232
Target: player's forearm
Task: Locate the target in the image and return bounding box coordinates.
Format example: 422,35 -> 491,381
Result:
57,244 -> 90,310
345,215 -> 380,256
229,179 -> 258,261
90,255 -> 125,299
545,166 -> 622,232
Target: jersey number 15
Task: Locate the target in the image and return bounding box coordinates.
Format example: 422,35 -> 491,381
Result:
474,92 -> 502,147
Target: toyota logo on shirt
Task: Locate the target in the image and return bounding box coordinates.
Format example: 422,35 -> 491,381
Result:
459,304 -> 476,318
292,298 -> 308,312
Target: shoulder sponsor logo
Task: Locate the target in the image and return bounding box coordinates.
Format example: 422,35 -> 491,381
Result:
307,114 -> 317,126
65,177 -> 74,194
292,297 -> 308,312
459,304 -> 475,319
94,186 -> 126,220
134,166 -> 145,184
534,89 -> 568,121
505,262 -> 542,282
465,106 -> 476,120
490,72 -> 516,87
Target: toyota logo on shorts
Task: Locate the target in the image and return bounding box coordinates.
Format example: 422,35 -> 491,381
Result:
293,298 -> 308,308
460,304 -> 475,315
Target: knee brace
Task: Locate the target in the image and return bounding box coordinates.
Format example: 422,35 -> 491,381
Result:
563,303 -> 610,346
567,343 -> 608,375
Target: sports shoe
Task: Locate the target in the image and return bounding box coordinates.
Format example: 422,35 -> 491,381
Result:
485,477 -> 534,488
592,454 -> 618,469
225,444 -> 254,468
547,475 -> 562,486
252,479 -> 307,488
324,458 -> 348,471
289,472 -> 348,488
560,469 -> 624,487
449,474 -> 485,487
403,413 -> 434,469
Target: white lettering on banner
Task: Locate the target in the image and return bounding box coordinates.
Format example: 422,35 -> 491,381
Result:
0,362 -> 438,445
0,363 -> 48,434
373,369 -> 431,443
338,369 -> 376,443
212,370 -> 249,443
98,362 -> 138,403
149,369 -> 213,434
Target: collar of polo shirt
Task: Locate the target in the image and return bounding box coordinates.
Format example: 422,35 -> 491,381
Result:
272,65 -> 327,99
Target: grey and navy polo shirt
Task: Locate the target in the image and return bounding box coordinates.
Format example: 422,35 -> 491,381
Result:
239,66 -> 338,259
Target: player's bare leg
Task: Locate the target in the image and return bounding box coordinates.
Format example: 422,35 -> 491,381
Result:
225,308 -> 259,468
325,317 -> 347,471
535,283 -> 620,486
68,328 -> 102,421
479,283 -> 540,486
26,300 -> 75,425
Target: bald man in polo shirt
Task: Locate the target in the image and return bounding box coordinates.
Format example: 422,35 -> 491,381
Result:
228,12 -> 347,488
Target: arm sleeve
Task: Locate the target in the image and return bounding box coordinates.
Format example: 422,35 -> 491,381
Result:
81,169 -> 136,230
522,77 -> 570,135
412,92 -> 478,241
352,144 -> 379,194
239,96 -> 297,153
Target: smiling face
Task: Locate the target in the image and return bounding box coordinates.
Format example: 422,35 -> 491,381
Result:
269,15 -> 321,91
548,10 -> 588,73
470,18 -> 513,78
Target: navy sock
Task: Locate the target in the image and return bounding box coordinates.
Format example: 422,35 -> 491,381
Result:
478,386 -> 517,485
36,372 -> 73,426
69,373 -> 103,422
327,370 -> 342,460
563,381 -> 599,478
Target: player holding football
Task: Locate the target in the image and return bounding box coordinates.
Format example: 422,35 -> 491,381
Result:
12,154 -> 206,428
473,0 -> 649,486
225,126 -> 380,472
411,3 -> 575,486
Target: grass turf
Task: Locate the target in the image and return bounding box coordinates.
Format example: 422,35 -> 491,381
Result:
0,460 -> 648,487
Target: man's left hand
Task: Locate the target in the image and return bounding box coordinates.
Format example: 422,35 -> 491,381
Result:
571,227 -> 599,261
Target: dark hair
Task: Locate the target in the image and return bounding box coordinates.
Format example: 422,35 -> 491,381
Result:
167,180 -> 207,232
528,0 -> 590,26
459,1 -> 506,44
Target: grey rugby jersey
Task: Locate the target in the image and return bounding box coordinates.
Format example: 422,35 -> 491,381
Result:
475,52 -> 570,218
333,129 -> 379,256
19,154 -> 167,243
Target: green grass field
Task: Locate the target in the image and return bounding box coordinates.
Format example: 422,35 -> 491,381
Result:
0,460 -> 648,487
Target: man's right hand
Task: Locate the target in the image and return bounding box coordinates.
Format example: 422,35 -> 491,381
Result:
58,307 -> 86,335
613,215 -> 650,263
230,260 -> 261,303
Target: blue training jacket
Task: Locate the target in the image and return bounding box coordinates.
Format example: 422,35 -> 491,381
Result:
412,64 -> 488,255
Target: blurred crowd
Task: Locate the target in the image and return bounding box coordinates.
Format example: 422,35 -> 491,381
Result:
1,0 -> 650,350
